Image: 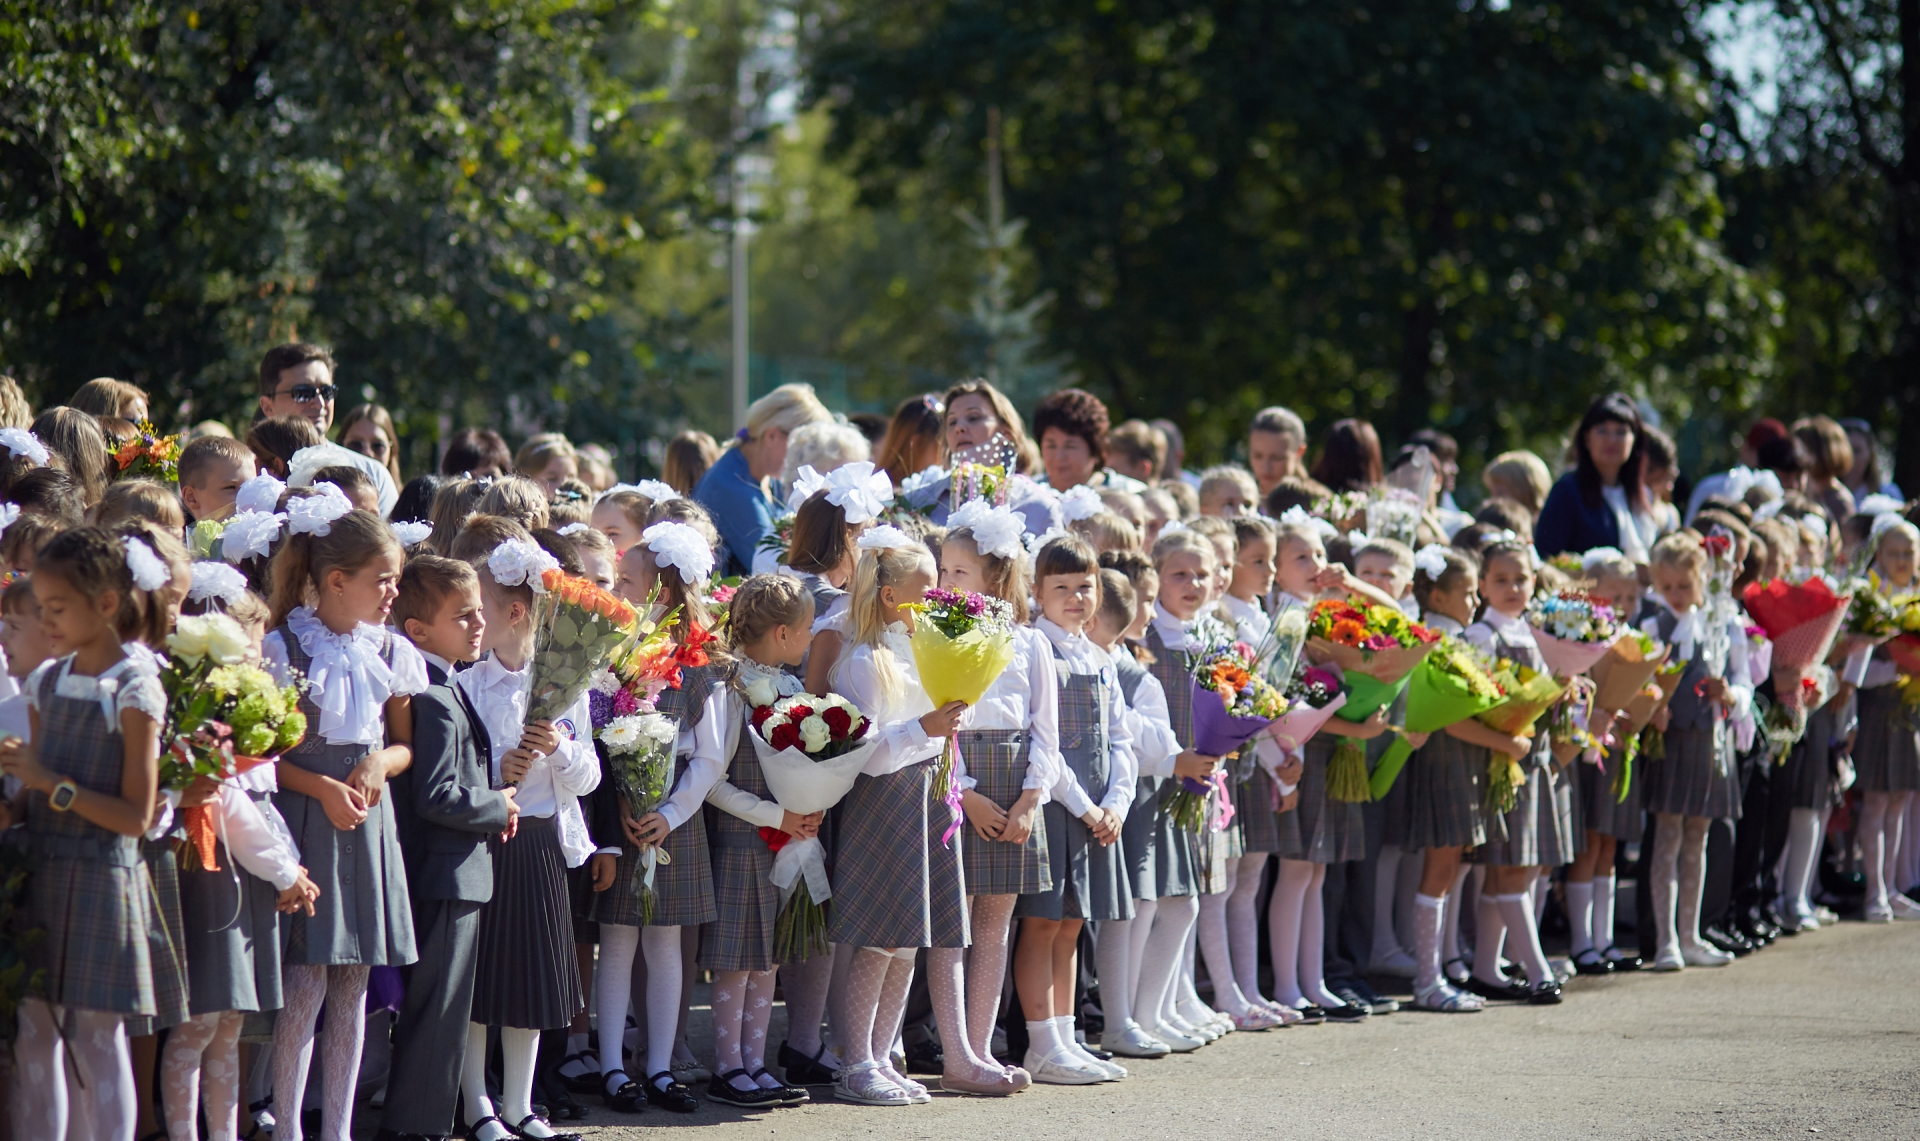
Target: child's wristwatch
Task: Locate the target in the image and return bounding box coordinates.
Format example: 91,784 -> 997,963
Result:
48,779 -> 79,812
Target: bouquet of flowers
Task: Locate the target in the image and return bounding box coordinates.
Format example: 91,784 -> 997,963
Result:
1368,637 -> 1507,801
746,687 -> 880,961
1269,663 -> 1349,754
159,614 -> 307,869
113,421 -> 182,483
524,564 -> 641,723
1741,575 -> 1851,709
599,710 -> 679,924
948,436 -> 1018,511
905,588 -> 1018,811
1305,597 -> 1440,801
1589,629 -> 1671,713
1524,591 -> 1621,677
1475,658 -> 1567,813
1167,641 -> 1289,833
1363,490 -> 1423,549
589,586 -> 686,729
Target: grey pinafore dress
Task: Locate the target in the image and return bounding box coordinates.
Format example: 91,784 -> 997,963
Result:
1641,609 -> 1742,819
179,789 -> 286,1015
1472,620 -> 1574,867
1855,648 -> 1920,792
1405,728 -> 1493,851
1113,651 -> 1165,901
130,833 -> 191,1034
25,657 -> 159,1016
1579,736 -> 1645,842
701,697 -> 784,971
1143,626 -> 1202,896
1016,643 -> 1133,922
273,623 -> 417,966
956,727 -> 1051,897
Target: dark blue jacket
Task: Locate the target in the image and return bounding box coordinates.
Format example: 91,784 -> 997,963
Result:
1534,472 -> 1620,558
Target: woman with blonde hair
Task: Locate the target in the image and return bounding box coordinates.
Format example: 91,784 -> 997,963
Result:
1480,451 -> 1553,518
338,403 -> 404,487
692,383 -> 832,575
1792,415 -> 1858,525
68,377 -> 150,422
514,432 -> 580,495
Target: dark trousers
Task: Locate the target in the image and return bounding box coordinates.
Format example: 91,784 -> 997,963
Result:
1323,801 -> 1384,983
381,898 -> 484,1136
1727,747 -> 1779,925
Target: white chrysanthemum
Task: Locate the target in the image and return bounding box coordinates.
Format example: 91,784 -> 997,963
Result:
637,713 -> 677,745
588,668 -> 621,696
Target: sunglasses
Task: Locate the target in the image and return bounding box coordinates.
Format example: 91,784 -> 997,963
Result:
277,383 -> 338,405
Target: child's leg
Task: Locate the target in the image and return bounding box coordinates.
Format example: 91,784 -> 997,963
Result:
1889,791 -> 1914,905
927,943 -> 995,1082
1470,875 -> 1510,988
872,948 -> 921,1092
1267,860 -> 1314,1006
557,944 -> 599,1084
1413,846 -> 1463,994
10,998 -> 68,1137
1173,917 -> 1216,1028
270,964 -> 329,1140
1649,812 -> 1684,962
1493,870 -> 1552,987
162,1010 -> 221,1141
779,950 -> 836,1067
1136,895 -> 1196,1033
315,965 -> 371,1141
1783,807 -> 1823,919
1443,864 -> 1471,976
1125,898 -> 1157,1017
1861,791 -> 1893,911
1677,816 -> 1713,945
1225,854 -> 1271,1008
1566,833 -> 1602,959
1369,844 -> 1410,968
833,947 -> 901,1101
1094,918 -> 1134,1031
498,1027 -> 548,1134
741,969 -> 781,1088
201,1011 -> 246,1141
962,894 -> 1017,1072
596,924 -> 640,1093
710,969 -> 753,1090
66,1007 -> 138,1141
1015,917 -> 1063,1041
674,926 -> 700,1068
1294,864 -> 1340,1009
639,925 -> 683,1088
1196,861 -> 1243,1013
1149,895 -> 1200,1029
1050,920 -> 1110,1070
1595,868 -> 1620,956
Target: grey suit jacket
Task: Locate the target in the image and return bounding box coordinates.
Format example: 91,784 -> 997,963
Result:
395,665 -> 511,904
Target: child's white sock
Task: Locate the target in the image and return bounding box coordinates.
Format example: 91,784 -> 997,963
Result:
1566,879 -> 1595,956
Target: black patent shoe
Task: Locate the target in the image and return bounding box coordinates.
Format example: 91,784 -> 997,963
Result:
1461,974 -> 1531,1002
559,1051 -> 603,1095
647,1071 -> 700,1114
1601,945 -> 1642,972
1527,980 -> 1564,1005
752,1067 -> 811,1106
709,1069 -> 787,1109
600,1070 -> 644,1113
1293,1005 -> 1328,1025
1321,1001 -> 1369,1022
1572,949 -> 1613,977
779,1041 -> 838,1085
511,1114 -> 580,1141
1702,925 -> 1755,957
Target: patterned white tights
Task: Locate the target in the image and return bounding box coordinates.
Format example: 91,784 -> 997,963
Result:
10,999 -> 136,1140
711,968 -> 780,1090
162,1009 -> 245,1140
271,964 -> 370,1141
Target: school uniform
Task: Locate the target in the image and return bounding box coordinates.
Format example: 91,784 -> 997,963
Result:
1015,619 -> 1137,922
698,661 -> 795,972
179,777 -> 302,1017
955,624 -> 1059,897
1231,592 -> 1296,856
382,653 -> 514,1138
1466,609 -> 1574,867
265,607 -> 429,967
1579,736 -> 1646,843
828,624 -> 967,949
1111,648 -> 1178,902
459,654 -> 599,1029
1145,606 -> 1230,895
1854,647 -> 1920,792
1404,614 -> 1493,850
1640,602 -> 1744,820
21,655 -> 167,1019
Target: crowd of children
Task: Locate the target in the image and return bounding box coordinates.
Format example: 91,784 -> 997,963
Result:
1,358 -> 1916,1140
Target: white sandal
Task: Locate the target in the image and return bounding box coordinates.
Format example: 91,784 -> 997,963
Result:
1413,980 -> 1484,1013
834,1060 -> 913,1106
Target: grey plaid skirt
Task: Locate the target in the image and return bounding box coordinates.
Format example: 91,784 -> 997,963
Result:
1783,702 -> 1842,810
957,729 -> 1051,896
1275,736 -> 1365,865
180,829 -> 285,1015
1237,769 -> 1285,853
1854,685 -> 1920,793
28,842 -> 155,1016
1477,755 -> 1575,868
472,816 -> 584,1029
1644,724 -> 1742,819
828,763 -> 939,949
699,827 -> 781,972
1580,743 -> 1645,842
1015,802 -> 1134,923
1149,782 -> 1202,897
1120,778 -> 1162,900
129,837 -> 191,1035
1404,732 -> 1491,851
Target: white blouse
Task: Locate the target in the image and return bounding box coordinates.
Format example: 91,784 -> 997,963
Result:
454,653 -> 600,866
956,624 -> 1059,797
1423,612 -> 1466,637
263,608 -> 428,746
1116,666 -> 1181,780
25,653 -> 167,727
701,660 -> 796,832
1217,593 -> 1271,646
1035,618 -> 1136,819
210,784 -> 304,892
1465,606 -> 1537,659
831,624 -> 942,777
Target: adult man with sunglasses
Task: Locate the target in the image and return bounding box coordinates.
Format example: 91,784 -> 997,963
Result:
256,341 -> 400,513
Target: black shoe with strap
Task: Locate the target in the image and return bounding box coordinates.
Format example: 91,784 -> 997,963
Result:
511,1113 -> 581,1141
558,1050 -> 603,1094
648,1071 -> 701,1113
1461,974 -> 1531,1002
1527,980 -> 1564,1005
708,1068 -> 787,1108
1321,1000 -> 1369,1022
600,1069 -> 644,1113
1572,949 -> 1613,976
752,1066 -> 811,1106
1601,944 -> 1642,972
779,1040 -> 838,1085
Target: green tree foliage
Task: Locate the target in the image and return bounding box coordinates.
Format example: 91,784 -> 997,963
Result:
807,0 -> 1778,466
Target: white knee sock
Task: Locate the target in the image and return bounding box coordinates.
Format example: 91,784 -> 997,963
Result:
1443,865 -> 1470,973
1412,893 -> 1446,993
1471,890 -> 1508,987
1566,879 -> 1595,956
1594,874 -> 1618,954
500,1027 -> 544,1135
597,924 -> 639,1086
1495,893 -> 1551,986
641,925 -> 683,1085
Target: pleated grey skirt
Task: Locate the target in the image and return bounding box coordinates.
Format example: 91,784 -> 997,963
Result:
1120,779 -> 1162,900
128,837 -> 191,1036
699,826 -> 781,972
1580,743 -> 1645,842
1476,759 -> 1574,868
180,842 -> 284,1015
1149,782 -> 1202,897
472,816 -> 585,1030
828,764 -> 937,949
1275,737 -> 1365,865
1645,724 -> 1742,819
1237,770 -> 1284,853
957,730 -> 1051,896
1854,685 -> 1920,792
1404,733 -> 1489,851
1374,737 -> 1414,848
1015,802 -> 1134,922
1783,702 -> 1840,810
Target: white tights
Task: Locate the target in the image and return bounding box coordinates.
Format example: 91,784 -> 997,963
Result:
162,1009 -> 245,1140
460,1023 -> 550,1139
710,968 -> 780,1090
1650,813 -> 1712,956
1200,854 -> 1271,1015
1268,859 -> 1336,1008
10,999 -> 136,1140
272,964 -> 370,1141
1859,791 -> 1913,912
1134,894 -> 1198,1030
1780,806 -> 1825,917
1094,916 -> 1138,1032
946,894 -> 1016,1079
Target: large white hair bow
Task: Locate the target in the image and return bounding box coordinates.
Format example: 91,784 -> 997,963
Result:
643,521 -> 714,586
856,524 -> 917,552
488,539 -> 560,593
1278,505 -> 1339,539
235,472 -> 287,516
222,511 -> 285,562
1720,466 -> 1783,506
948,499 -> 1025,561
786,465 -> 829,511
124,537 -> 172,591
0,428 -> 49,467
390,520 -> 433,547
189,561 -> 249,605
1579,546 -> 1627,572
822,461 -> 894,525
1056,484 -> 1104,523
603,480 -> 678,505
0,503 -> 17,541
1412,544 -> 1452,579
285,483 -> 354,537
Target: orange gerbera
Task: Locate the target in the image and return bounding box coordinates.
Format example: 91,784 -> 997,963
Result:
1209,662 -> 1251,692
1329,618 -> 1369,647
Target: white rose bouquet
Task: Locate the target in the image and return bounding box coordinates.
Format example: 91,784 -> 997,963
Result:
600,710 -> 678,924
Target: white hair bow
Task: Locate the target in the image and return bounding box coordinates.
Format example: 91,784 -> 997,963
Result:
822,461 -> 895,525
1802,514 -> 1829,541
949,500 -> 1024,561
235,473 -> 287,516
1412,544 -> 1451,579
1024,525 -> 1070,574
786,465 -> 829,511
390,520 -> 433,547
0,428 -> 49,467
1157,518 -> 1189,538
1057,484 -> 1104,523
1579,546 -> 1627,572
488,539 -> 560,593
899,465 -> 947,498
285,483 -> 354,537
1721,466 -> 1783,506
557,521 -> 590,537
1278,505 -> 1338,539
0,503 -> 17,541
603,480 -> 678,505
124,537 -> 172,592
188,561 -> 249,605
1870,511 -> 1907,545
222,511 -> 285,563
856,524 -> 917,552
1857,493 -> 1906,519
643,521 -> 714,586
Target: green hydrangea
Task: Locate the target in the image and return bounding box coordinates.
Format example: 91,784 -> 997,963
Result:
235,724 -> 277,756
275,710 -> 307,752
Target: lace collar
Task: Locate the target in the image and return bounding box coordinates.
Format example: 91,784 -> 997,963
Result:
287,606 -> 396,746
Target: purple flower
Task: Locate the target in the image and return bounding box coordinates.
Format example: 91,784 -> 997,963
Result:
588,688 -> 614,729
963,594 -> 985,616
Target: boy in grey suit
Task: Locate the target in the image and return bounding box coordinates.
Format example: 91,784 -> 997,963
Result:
379,557 -> 520,1141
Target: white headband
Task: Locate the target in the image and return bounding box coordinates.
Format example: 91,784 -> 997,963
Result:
603,480 -> 678,506
221,511 -> 285,563
285,483 -> 354,537
557,521 -> 590,537
1579,546 -> 1627,571
390,520 -> 433,547
124,537 -> 171,592
0,429 -> 49,467
487,539 -> 560,594
1056,484 -> 1105,523
948,499 -> 1025,561
234,472 -> 287,516
1412,544 -> 1451,579
642,521 -> 714,586
856,524 -> 917,552
1278,505 -> 1338,539
188,561 -> 249,605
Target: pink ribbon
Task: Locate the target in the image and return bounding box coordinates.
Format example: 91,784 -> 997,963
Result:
1210,769 -> 1236,832
940,779 -> 964,848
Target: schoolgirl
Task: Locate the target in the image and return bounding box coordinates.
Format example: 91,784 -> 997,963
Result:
263,499 -> 424,1141
940,501 -> 1057,1093
1641,531 -> 1746,967
450,532 -> 602,1141
826,526 -> 967,1106
588,519 -> 723,1113
1461,538 -> 1571,1002
2,528 -> 170,1138
1849,515 -> 1920,922
1018,536 -> 1136,1083
693,574 -> 818,1108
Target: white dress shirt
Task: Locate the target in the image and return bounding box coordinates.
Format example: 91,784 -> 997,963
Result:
454,653 -> 600,865
211,784 -> 305,892
1217,593 -> 1271,646
1116,666 -> 1181,780
1036,617 -> 1137,819
1465,606 -> 1537,659
263,608 -> 428,746
830,623 -> 943,777
702,659 -> 798,831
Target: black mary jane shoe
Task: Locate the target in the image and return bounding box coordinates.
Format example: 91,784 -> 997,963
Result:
778,1041 -> 838,1085
1293,1005 -> 1328,1025
1527,980 -> 1564,1005
559,1051 -> 604,1095
1572,949 -> 1613,977
1461,974 -> 1532,1002
647,1071 -> 701,1114
511,1114 -> 581,1141
539,1089 -> 587,1121
752,1066 -> 811,1106
708,1068 -> 788,1109
600,1069 -> 645,1113
1321,1001 -> 1370,1023
1601,945 -> 1642,972
465,1116 -> 505,1141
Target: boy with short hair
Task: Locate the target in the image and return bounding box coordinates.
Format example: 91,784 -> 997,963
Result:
377,556 -> 519,1141
178,435 -> 257,523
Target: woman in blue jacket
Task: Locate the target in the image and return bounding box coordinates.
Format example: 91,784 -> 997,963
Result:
1534,392 -> 1657,562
